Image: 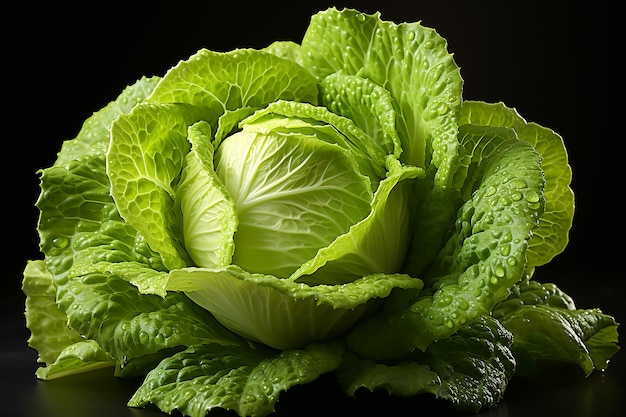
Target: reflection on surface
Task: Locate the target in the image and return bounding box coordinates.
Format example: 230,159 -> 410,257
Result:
33,369 -> 169,417
6,341 -> 624,417
17,363 -> 626,417
498,368 -> 622,417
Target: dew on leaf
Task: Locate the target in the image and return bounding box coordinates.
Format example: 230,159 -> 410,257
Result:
525,190 -> 540,203
494,266 -> 506,278
52,236 -> 69,248
484,186 -> 497,197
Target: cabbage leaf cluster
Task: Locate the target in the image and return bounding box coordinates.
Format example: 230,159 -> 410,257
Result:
22,8 -> 619,417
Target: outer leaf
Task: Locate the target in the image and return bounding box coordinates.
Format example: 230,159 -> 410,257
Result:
346,125 -> 545,358
32,85 -> 172,380
301,8 -> 461,173
22,263 -> 115,380
70,259 -> 170,298
460,101 -> 574,267
37,154 -> 165,279
35,152 -> 245,367
147,48 -> 319,118
54,270 -> 244,365
339,355 -> 440,398
501,305 -> 619,376
22,260 -> 84,364
166,265 -> 423,350
55,76 -> 160,165
35,340 -> 115,380
108,102 -> 207,270
494,278 -> 620,375
340,315 -> 515,412
129,342 -> 344,417
492,276 -> 576,318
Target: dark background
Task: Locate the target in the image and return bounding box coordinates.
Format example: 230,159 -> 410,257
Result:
4,1 -> 622,416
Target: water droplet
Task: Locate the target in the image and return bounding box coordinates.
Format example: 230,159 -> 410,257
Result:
437,294 -> 453,307
511,192 -> 523,201
525,190 -> 540,203
511,178 -> 527,189
507,257 -> 517,266
494,266 -> 506,278
407,30 -> 416,41
355,12 -> 366,22
436,103 -> 448,115
431,313 -> 444,325
52,236 -> 69,248
445,320 -> 454,328
499,244 -> 511,256
485,186 -> 497,196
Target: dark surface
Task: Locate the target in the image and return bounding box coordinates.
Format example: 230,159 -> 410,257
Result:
4,1 -> 622,417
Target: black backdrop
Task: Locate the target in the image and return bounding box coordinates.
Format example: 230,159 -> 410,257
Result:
8,0 -> 619,312
4,1 -> 623,416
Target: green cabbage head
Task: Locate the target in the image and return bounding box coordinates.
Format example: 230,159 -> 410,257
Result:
23,7 -> 619,417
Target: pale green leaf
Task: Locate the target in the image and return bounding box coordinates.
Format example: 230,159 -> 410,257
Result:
167,265 -> 422,350
176,121 -> 238,269
215,126 -> 373,279
108,103 -> 207,269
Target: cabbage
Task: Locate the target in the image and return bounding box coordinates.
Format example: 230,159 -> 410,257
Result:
22,7 -> 619,417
